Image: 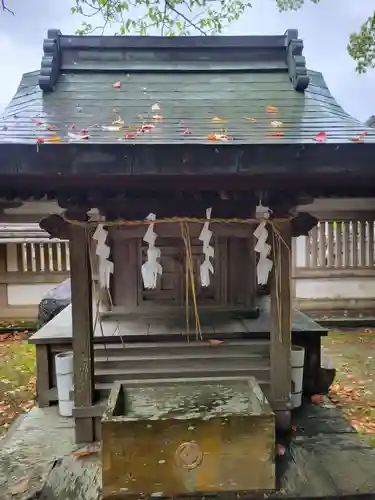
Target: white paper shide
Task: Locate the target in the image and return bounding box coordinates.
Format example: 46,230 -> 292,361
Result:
93,223 -> 114,290
141,213 -> 162,289
254,203 -> 273,285
199,208 -> 214,287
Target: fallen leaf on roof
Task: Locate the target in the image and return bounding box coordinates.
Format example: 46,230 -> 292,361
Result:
36,137 -> 45,144
183,128 -> 192,135
211,116 -> 226,123
152,114 -> 164,121
139,124 -> 155,132
271,120 -> 283,128
113,81 -> 121,89
265,105 -> 278,113
102,126 -> 121,132
46,124 -> 57,131
151,103 -> 160,111
271,132 -> 284,137
207,133 -> 218,141
68,132 -> 90,141
32,119 -> 42,125
124,132 -> 137,139
9,478 -> 30,496
70,124 -> 76,129
314,131 -> 327,143
276,444 -> 286,456
207,133 -> 232,142
360,131 -> 369,137
75,105 -> 83,113
349,137 -> 364,143
207,339 -> 224,346
113,116 -> 125,126
245,117 -> 257,122
180,120 -> 186,127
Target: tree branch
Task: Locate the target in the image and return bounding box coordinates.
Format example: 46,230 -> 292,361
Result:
1,0 -> 14,15
165,0 -> 207,35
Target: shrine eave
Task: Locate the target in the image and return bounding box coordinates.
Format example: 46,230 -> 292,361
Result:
0,141 -> 375,197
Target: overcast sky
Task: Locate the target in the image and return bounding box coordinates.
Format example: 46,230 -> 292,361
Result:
0,0 -> 375,122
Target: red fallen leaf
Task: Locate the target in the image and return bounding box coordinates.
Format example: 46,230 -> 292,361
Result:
271,131 -> 284,137
360,131 -> 369,137
314,131 -> 327,143
36,137 -> 45,144
311,394 -> 324,404
32,119 -> 42,125
349,136 -> 364,143
183,128 -> 192,135
70,124 -> 76,129
152,114 -> 164,121
113,81 -> 121,88
245,117 -> 257,122
124,132 -> 137,139
139,124 -> 155,132
276,444 -> 286,456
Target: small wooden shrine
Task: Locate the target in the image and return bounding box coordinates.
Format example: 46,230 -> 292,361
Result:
2,30 -> 375,470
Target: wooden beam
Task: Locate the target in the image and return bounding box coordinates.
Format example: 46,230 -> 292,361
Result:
269,218 -> 292,430
69,212 -> 95,443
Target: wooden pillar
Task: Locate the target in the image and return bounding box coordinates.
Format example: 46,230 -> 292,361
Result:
69,211 -> 95,443
269,218 -> 292,430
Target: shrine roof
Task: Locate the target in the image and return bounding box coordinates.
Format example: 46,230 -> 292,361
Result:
0,29 -> 374,146
1,30 -> 375,200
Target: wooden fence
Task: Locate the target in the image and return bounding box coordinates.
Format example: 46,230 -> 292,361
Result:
293,215 -> 375,312
0,227 -> 70,319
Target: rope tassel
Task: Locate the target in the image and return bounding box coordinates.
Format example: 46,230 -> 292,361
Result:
199,207 -> 214,287
141,213 -> 162,289
254,203 -> 273,285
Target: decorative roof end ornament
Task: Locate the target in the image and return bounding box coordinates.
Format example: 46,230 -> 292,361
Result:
38,29 -> 62,93
285,29 -> 310,92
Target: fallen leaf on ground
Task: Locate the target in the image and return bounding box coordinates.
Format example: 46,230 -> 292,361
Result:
207,339 -> 224,346
9,478 -> 29,495
73,448 -> 98,458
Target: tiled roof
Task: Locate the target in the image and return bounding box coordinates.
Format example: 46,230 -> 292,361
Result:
1,30 -> 374,146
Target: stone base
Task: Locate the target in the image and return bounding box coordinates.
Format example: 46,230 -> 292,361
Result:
101,377 -> 275,498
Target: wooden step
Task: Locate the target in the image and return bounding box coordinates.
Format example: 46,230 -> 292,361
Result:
94,352 -> 268,370
94,362 -> 270,384
93,339 -> 270,357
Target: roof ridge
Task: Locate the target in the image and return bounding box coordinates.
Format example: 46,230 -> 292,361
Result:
38,29 -> 310,93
